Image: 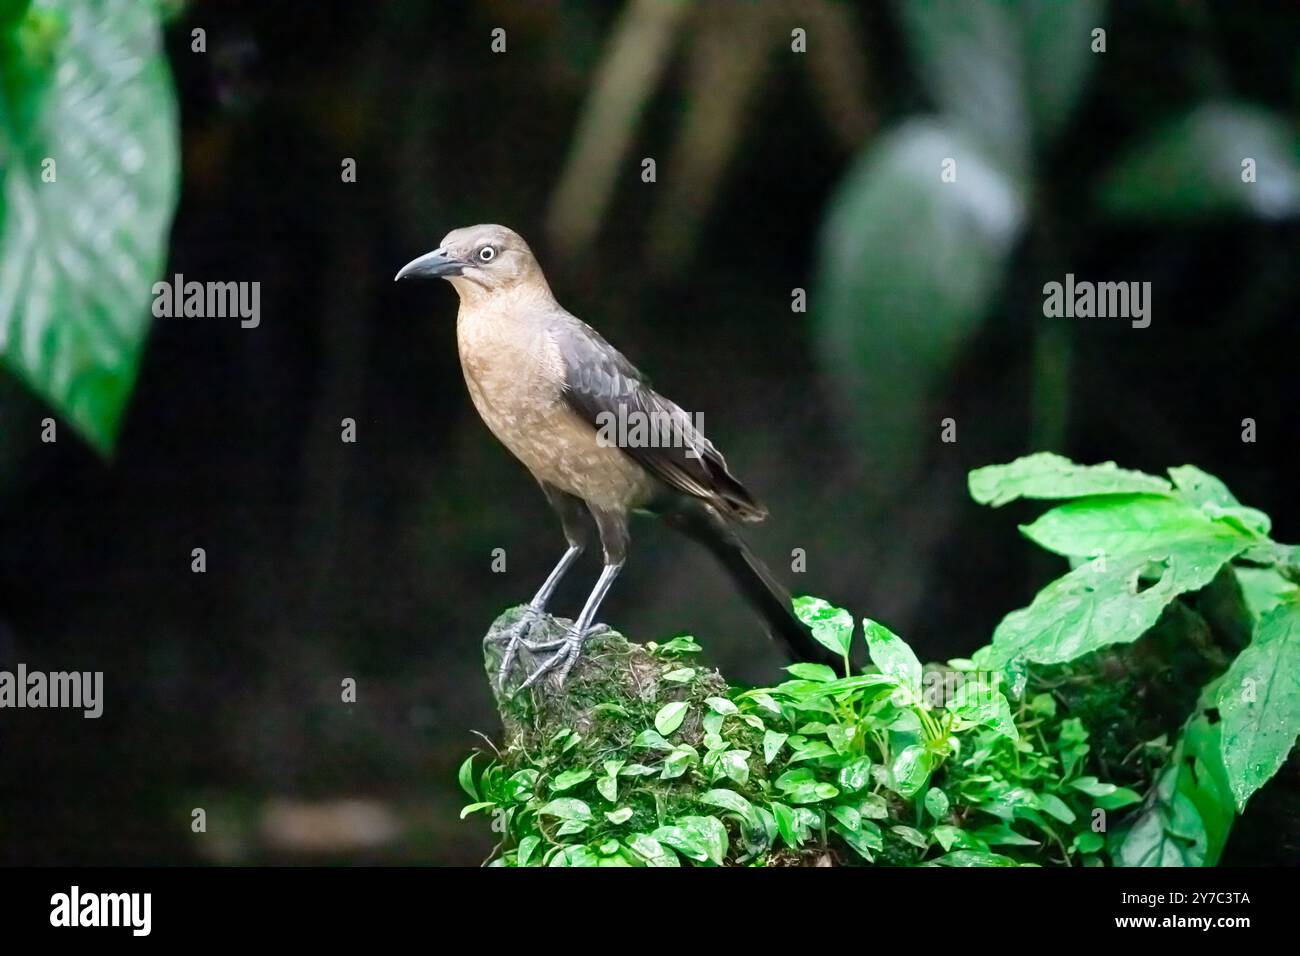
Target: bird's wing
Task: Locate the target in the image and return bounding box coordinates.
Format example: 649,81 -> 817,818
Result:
553,314 -> 766,521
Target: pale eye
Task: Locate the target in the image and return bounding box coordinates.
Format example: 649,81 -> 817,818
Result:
478,245 -> 496,263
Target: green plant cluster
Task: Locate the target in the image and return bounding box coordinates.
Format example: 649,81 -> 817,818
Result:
461,455 -> 1299,867
968,453 -> 1300,865
461,607 -> 1138,867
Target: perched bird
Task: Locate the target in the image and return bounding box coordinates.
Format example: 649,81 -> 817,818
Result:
397,224 -> 835,690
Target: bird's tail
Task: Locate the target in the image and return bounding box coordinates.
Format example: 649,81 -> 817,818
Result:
658,500 -> 840,669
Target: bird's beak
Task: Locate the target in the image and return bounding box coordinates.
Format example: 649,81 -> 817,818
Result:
394,248 -> 465,282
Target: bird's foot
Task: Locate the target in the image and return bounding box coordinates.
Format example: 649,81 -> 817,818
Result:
516,624 -> 601,692
494,607 -> 544,691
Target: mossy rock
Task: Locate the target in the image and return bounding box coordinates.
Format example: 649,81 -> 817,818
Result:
484,605 -> 755,759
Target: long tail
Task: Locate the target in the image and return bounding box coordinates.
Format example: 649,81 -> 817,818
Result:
658,500 -> 840,669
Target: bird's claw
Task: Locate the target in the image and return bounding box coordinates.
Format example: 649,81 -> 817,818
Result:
514,624 -> 596,692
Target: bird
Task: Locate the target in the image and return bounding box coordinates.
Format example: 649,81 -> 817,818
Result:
396,224 -> 836,691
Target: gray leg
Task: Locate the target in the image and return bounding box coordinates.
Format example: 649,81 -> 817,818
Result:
519,506 -> 628,690
496,484 -> 589,689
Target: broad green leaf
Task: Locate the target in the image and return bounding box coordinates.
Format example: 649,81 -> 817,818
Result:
1235,567 -> 1299,622
891,824 -> 928,849
717,750 -> 750,786
596,774 -> 617,803
970,453 -> 1171,507
705,696 -> 738,716
550,768 -> 592,792
699,789 -> 761,832
458,801 -> 495,819
654,701 -> 689,736
627,833 -> 679,867
660,744 -> 698,780
890,744 -> 933,798
978,538 -> 1250,667
946,678 -> 1018,740
786,662 -> 838,682
1215,601 -> 1300,810
516,834 -> 541,867
1037,792 -> 1076,824
763,730 -> 788,765
771,802 -> 801,848
655,816 -> 727,866
457,754 -> 478,801
0,0 -> 179,452
838,755 -> 872,793
1111,767 -> 1206,867
829,804 -> 861,832
632,728 -> 673,751
924,787 -> 950,820
930,850 -> 1018,867
604,807 -> 633,825
661,667 -> 695,683
833,820 -> 882,861
815,120 -> 1024,488
793,596 -> 854,658
864,618 -> 922,695
1097,101 -> 1300,222
537,798 -> 592,822
549,845 -> 599,867
1020,494 -> 1253,559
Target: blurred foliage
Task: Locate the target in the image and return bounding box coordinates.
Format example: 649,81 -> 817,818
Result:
0,0 -> 178,452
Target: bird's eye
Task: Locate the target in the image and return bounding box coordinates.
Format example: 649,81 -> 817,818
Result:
478,245 -> 496,263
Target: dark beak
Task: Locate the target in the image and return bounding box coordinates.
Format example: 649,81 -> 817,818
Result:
394,248 -> 465,281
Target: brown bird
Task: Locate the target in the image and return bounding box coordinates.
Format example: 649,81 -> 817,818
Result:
397,224 -> 835,690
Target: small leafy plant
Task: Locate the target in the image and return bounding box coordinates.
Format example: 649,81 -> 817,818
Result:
459,455 -> 1298,867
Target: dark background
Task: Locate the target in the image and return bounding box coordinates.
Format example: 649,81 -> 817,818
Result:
1,0 -> 1297,864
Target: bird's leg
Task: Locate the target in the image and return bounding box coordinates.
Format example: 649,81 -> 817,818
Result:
518,561 -> 623,690
495,543 -> 582,687
495,484 -> 590,690
518,506 -> 629,691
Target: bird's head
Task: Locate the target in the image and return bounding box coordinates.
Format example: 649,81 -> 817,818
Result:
395,224 -> 546,299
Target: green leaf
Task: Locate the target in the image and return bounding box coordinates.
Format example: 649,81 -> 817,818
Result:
632,729 -> 673,751
864,618 -> 922,695
654,816 -> 727,866
891,824 -> 928,849
1021,494 -> 1256,560
662,667 -> 695,683
627,833 -> 679,867
771,802 -> 801,848
1037,792 -> 1076,825
762,730 -> 788,765
1112,767 -> 1206,867
785,662 -> 838,682
838,756 -> 872,793
833,820 -> 882,861
930,850 -> 1018,867
890,744 -> 933,799
537,798 -> 592,823
814,120 -> 1025,488
0,0 -> 179,453
946,678 -> 1018,740
699,789 -> 761,832
550,768 -> 593,792
717,750 -> 750,786
604,807 -> 634,825
549,845 -> 599,866
705,696 -> 738,716
1236,567 -> 1300,622
516,834 -> 541,867
458,801 -> 495,819
1097,101 -> 1300,222
596,775 -> 618,803
1215,601 -> 1300,810
970,453 -> 1171,507
654,701 -> 689,736
659,744 -> 697,780
978,540 -> 1251,668
924,787 -> 950,820
793,596 -> 854,658
457,754 -> 478,801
